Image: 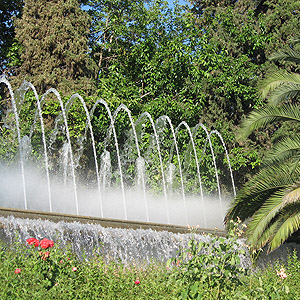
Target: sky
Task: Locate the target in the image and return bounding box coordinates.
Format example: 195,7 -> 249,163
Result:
168,0 -> 189,8
82,0 -> 189,11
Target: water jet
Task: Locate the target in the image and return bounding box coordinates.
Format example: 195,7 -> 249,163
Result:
0,78 -> 235,229
1,79 -> 297,268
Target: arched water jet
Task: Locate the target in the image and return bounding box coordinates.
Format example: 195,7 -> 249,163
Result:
0,79 -> 236,228
87,101 -> 147,220
92,99 -> 127,220
40,88 -> 79,215
156,115 -> 187,225
112,104 -> 149,222
195,126 -> 233,218
66,94 -> 103,217
85,102 -> 141,220
136,112 -> 169,224
0,78 -> 27,209
174,121 -> 207,228
210,130 -> 236,197
18,81 -> 52,212
191,123 -> 223,220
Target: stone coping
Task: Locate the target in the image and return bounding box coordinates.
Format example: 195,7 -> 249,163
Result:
0,207 -> 226,236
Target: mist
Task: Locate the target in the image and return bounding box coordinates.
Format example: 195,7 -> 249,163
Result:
0,164 -> 229,229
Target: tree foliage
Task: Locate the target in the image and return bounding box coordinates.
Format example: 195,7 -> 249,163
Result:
72,0 -> 271,191
11,0 -> 97,95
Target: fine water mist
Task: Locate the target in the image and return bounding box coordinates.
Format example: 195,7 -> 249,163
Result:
0,164 -> 229,228
0,78 -> 235,228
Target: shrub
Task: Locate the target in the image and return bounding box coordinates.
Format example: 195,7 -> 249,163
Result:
167,220 -> 248,299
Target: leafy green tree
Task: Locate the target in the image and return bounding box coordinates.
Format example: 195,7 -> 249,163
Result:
187,0 -> 300,178
11,0 -> 97,95
226,42 -> 300,252
184,2 -> 270,187
0,0 -> 100,172
86,0 -> 283,191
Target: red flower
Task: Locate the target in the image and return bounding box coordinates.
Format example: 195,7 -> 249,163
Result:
26,238 -> 39,247
48,240 -> 54,248
14,268 -> 21,274
134,280 -> 140,285
40,238 -> 51,249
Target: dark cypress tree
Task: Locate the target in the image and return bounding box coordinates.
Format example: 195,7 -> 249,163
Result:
12,0 -> 97,94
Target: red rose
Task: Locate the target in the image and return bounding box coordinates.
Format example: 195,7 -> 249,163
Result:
134,280 -> 140,285
26,238 -> 35,245
26,238 -> 39,247
40,238 -> 50,249
48,240 -> 54,248
14,268 -> 21,274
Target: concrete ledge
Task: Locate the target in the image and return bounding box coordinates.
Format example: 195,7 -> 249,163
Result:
0,206 -> 226,236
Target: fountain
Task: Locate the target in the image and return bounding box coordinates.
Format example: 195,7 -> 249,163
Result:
0,77 -> 236,229
2,78 -> 295,268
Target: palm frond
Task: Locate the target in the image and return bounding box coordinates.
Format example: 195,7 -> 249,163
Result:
238,104 -> 300,139
266,83 -> 300,104
283,182 -> 300,205
231,40 -> 300,253
247,187 -> 300,252
270,48 -> 300,64
226,165 -> 300,222
290,37 -> 300,44
247,183 -> 300,246
259,71 -> 300,102
253,220 -> 279,250
263,136 -> 300,167
263,157 -> 300,180
247,190 -> 286,245
269,210 -> 300,252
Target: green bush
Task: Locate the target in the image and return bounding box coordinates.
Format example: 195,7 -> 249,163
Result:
1,229 -> 300,299
167,220 -> 248,299
0,237 -> 177,300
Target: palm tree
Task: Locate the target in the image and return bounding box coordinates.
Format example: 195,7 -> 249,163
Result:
226,40 -> 300,252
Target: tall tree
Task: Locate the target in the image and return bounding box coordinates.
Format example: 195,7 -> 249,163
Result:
187,0 -> 300,119
186,0 -> 300,186
81,0 -> 267,193
12,0 -> 97,94
88,0 -> 152,79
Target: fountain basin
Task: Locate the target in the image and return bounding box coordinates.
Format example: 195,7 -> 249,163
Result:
0,207 -> 227,265
0,207 -> 226,235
